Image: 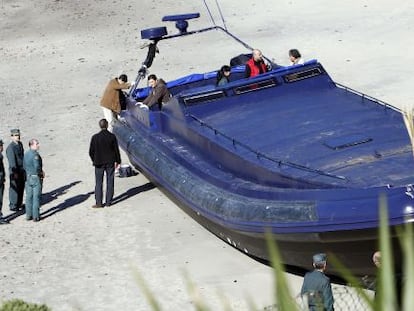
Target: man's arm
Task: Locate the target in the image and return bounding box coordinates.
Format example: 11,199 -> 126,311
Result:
113,82 -> 131,90
89,137 -> 95,163
322,281 -> 335,311
6,146 -> 17,172
245,64 -> 251,78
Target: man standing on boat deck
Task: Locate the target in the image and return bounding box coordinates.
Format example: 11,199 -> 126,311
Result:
100,74 -> 131,132
301,253 -> 335,311
6,128 -> 25,212
89,119 -> 121,208
142,74 -> 171,110
245,49 -> 269,78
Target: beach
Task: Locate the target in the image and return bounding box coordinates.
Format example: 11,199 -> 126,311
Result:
0,0 -> 412,310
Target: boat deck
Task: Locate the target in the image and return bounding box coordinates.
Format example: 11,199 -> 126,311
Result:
184,76 -> 414,188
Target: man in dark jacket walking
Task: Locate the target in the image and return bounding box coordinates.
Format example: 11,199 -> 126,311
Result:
89,119 -> 121,208
301,253 -> 335,311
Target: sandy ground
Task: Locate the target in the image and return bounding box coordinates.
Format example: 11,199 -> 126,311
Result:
0,0 -> 412,310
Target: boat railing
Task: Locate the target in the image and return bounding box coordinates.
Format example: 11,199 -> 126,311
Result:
334,82 -> 401,113
188,114 -> 347,181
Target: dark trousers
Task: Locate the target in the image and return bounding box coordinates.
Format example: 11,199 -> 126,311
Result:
94,164 -> 115,206
9,172 -> 25,209
0,182 -> 4,217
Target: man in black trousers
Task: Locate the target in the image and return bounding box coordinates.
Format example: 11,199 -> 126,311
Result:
89,119 -> 121,208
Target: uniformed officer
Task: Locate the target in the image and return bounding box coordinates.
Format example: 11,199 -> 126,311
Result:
23,139 -> 44,222
6,128 -> 25,211
301,253 -> 335,311
0,139 -> 10,224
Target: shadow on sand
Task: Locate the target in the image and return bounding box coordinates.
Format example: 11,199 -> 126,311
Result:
111,182 -> 156,205
41,180 -> 82,205
40,191 -> 94,220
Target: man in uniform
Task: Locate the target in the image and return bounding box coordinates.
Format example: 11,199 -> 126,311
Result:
23,139 -> 44,222
0,139 -> 9,224
6,128 -> 25,211
89,119 -> 121,208
301,253 -> 335,311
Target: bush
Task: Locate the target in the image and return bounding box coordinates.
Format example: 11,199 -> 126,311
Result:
0,299 -> 51,311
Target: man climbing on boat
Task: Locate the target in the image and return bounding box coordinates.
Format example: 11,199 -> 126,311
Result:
142,74 -> 171,110
100,74 -> 132,132
245,49 -> 269,78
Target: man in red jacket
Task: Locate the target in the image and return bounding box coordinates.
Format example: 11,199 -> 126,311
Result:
245,49 -> 269,78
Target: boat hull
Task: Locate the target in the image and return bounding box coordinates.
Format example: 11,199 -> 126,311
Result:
113,119 -> 404,280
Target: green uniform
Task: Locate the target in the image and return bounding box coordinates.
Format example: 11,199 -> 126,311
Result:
23,149 -> 43,221
301,270 -> 334,311
0,152 -> 5,217
6,141 -> 25,210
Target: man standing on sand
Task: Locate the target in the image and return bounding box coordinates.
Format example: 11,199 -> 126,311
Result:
301,253 -> 335,311
0,139 -> 10,224
100,74 -> 131,132
89,119 -> 121,208
23,139 -> 44,222
6,128 -> 25,212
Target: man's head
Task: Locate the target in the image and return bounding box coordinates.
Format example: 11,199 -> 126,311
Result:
99,119 -> 108,130
289,49 -> 301,62
372,251 -> 381,268
10,129 -> 21,142
147,74 -> 158,88
312,253 -> 327,270
28,139 -> 40,151
221,65 -> 231,77
0,139 -> 3,152
252,49 -> 263,62
118,74 -> 128,83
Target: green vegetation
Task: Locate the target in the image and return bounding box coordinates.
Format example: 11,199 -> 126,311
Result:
0,299 -> 51,311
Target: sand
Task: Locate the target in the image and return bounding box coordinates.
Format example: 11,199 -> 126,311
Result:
0,0 -> 412,310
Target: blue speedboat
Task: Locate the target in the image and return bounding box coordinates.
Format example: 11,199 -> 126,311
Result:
113,13 -> 414,279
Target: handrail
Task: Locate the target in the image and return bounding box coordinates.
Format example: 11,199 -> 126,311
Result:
334,82 -> 401,113
188,114 -> 347,181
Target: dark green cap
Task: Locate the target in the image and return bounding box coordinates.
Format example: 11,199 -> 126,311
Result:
10,129 -> 20,136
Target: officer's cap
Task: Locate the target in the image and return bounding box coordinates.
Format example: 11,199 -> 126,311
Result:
313,253 -> 327,264
10,128 -> 20,136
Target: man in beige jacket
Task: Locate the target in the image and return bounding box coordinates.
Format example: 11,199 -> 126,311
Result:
100,74 -> 131,131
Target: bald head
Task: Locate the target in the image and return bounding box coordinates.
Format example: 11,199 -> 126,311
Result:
252,49 -> 263,62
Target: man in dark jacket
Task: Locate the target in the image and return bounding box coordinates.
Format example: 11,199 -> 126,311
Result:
6,128 -> 25,212
89,119 -> 121,208
301,253 -> 335,311
0,139 -> 9,224
142,74 -> 171,110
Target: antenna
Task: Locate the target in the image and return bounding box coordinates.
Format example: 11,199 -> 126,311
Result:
203,0 -> 216,26
214,0 -> 227,30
